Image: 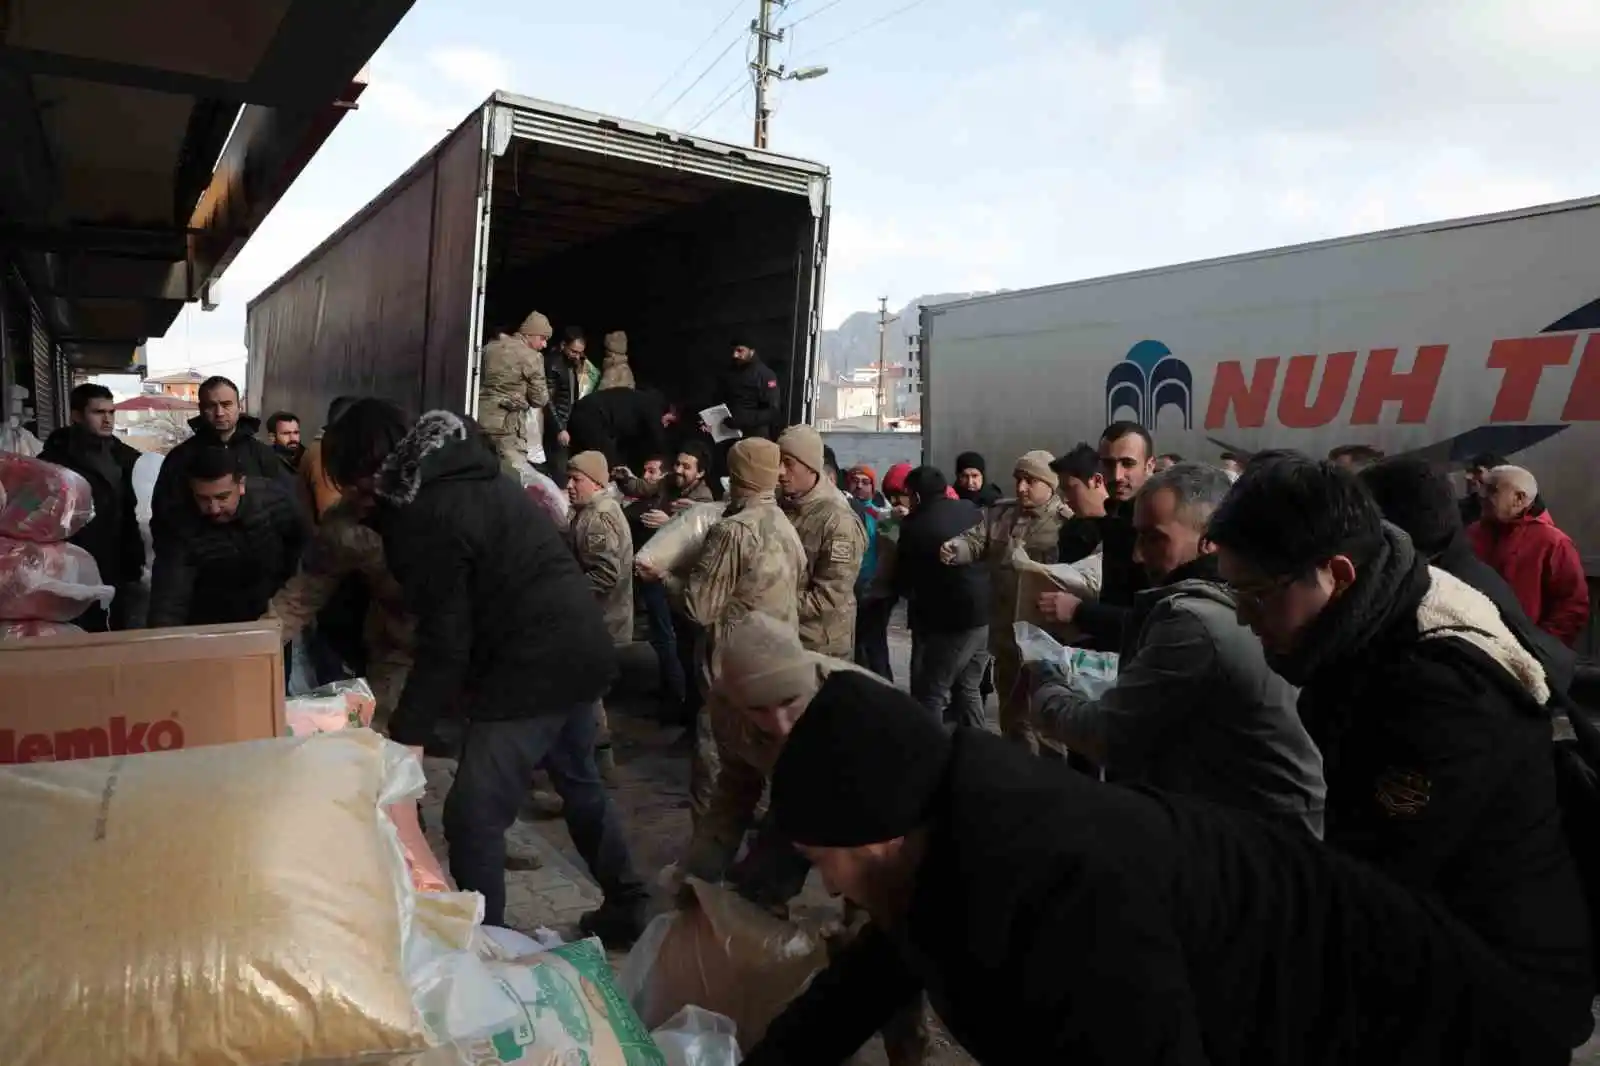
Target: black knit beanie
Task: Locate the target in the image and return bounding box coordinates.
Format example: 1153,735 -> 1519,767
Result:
771,671 -> 953,848
954,450 -> 985,475
1359,456 -> 1462,556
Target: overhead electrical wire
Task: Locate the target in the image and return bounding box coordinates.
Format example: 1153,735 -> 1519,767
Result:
639,0 -> 747,109
794,0 -> 934,59
778,0 -> 847,31
656,34 -> 746,122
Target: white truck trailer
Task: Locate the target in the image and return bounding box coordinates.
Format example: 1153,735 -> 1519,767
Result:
920,196 -> 1600,600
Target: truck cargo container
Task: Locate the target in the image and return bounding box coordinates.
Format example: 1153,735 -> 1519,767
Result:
920,195 -> 1600,589
245,92 -> 830,427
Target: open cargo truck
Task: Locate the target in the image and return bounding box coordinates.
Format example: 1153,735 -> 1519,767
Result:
245,92 -> 830,426
919,195 -> 1600,652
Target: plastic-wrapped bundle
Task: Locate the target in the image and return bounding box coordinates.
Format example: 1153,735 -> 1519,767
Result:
0,454 -> 94,541
635,501 -> 727,575
517,462 -> 570,524
0,538 -> 113,621
0,619 -> 83,641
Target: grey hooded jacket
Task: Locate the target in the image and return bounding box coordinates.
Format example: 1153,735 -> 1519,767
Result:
1033,558 -> 1326,835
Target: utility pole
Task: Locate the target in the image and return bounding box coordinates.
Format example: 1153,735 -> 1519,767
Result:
875,296 -> 899,431
750,0 -> 828,149
752,0 -> 780,149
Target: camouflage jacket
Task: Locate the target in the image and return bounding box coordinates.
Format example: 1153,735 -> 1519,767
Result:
264,499 -> 413,661
685,653 -> 890,881
947,496 -> 1065,638
785,481 -> 868,657
669,494 -> 806,682
568,491 -> 635,643
476,333 -> 550,468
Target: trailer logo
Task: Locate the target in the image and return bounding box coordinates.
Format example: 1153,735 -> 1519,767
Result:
1105,340 -> 1193,430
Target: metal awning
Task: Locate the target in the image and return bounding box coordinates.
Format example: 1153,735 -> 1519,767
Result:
0,0 -> 416,371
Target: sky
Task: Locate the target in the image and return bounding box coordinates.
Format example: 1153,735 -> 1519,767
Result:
139,0 -> 1600,393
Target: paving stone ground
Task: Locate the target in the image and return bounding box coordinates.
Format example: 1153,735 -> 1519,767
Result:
417,608 -> 1600,1065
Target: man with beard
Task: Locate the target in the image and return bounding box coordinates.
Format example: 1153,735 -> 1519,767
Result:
1034,421 -> 1154,649
1205,454 -> 1594,1053
151,376 -> 299,551
1029,462 -> 1325,834
266,411 -> 305,472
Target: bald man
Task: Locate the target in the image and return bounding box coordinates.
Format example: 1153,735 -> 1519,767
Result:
1469,465 -> 1590,646
678,612 -> 930,1066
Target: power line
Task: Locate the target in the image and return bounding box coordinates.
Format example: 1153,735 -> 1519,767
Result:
795,0 -> 933,58
687,70 -> 751,132
656,33 -> 745,121
639,0 -> 747,109
779,0 -> 846,30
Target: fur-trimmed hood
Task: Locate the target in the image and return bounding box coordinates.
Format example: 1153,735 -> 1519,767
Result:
377,409 -> 498,506
1418,565 -> 1551,706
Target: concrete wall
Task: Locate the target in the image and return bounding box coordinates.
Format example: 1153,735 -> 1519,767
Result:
822,430 -> 923,478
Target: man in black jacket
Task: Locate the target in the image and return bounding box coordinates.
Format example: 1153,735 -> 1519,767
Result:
1206,455 -> 1594,1051
151,376 -> 299,551
952,451 -> 1002,508
566,384 -> 668,472
541,326 -> 594,480
322,402 -> 648,943
147,446 -> 305,627
1049,442 -> 1107,563
894,466 -> 990,728
1036,421 -> 1153,650
1361,455 -> 1574,696
39,384 -> 144,630
742,671 -> 1588,1066
710,342 -> 783,441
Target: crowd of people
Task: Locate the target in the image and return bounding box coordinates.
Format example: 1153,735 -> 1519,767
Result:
22,316 -> 1600,1062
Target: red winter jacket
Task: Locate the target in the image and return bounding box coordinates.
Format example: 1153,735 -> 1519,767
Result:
1468,507 -> 1590,646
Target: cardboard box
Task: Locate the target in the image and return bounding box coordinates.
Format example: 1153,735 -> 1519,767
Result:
0,621 -> 285,764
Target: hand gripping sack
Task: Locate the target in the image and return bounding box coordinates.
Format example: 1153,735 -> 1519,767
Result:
0,454 -> 94,541
635,502 -> 727,575
0,537 -> 114,621
0,729 -> 435,1066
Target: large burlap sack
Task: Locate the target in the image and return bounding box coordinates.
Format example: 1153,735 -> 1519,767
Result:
0,536 -> 114,620
0,729 -> 435,1066
406,938 -> 666,1066
0,453 -> 94,541
635,501 -> 726,575
618,878 -> 828,1052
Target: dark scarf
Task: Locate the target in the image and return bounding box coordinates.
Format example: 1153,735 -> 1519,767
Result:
1266,523 -> 1430,687
1162,553 -> 1221,586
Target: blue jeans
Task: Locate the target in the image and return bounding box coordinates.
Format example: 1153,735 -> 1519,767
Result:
637,579 -> 685,707
443,707 -> 645,926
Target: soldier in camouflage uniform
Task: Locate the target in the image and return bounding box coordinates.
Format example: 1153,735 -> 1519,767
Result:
679,612 -> 931,1066
775,425 -> 868,658
476,310 -> 552,473
565,451 -> 634,776
645,437 -> 805,823
941,449 -> 1065,751
264,497 -> 413,728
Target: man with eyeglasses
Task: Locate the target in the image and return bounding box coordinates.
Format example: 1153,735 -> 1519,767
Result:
1204,453 -> 1595,1056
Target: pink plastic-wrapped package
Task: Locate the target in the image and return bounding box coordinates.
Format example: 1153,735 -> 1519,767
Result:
0,619 -> 84,641
0,455 -> 94,542
518,464 -> 570,525
0,538 -> 113,621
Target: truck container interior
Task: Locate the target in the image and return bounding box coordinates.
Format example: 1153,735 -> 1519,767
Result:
481,135 -> 822,422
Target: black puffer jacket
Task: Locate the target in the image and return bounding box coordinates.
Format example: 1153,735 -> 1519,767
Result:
38,426 -> 144,596
567,387 -> 667,471
894,495 -> 989,633
151,414 -> 299,551
375,411 -> 616,745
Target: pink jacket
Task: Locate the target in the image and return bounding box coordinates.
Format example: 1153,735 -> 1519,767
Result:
1468,507 -> 1590,646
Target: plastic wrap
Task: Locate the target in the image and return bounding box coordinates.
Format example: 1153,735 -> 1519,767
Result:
0,729 -> 436,1066
618,878 -> 828,1052
0,454 -> 95,541
284,678 -> 453,894
517,462 -> 570,524
652,1007 -> 741,1066
635,501 -> 726,574
408,939 -> 667,1066
0,619 -> 83,641
0,537 -> 114,621
1014,621 -> 1121,700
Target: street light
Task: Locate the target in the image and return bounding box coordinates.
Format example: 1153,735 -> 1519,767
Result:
785,65 -> 829,81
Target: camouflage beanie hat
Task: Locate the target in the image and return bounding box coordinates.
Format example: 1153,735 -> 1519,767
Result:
777,425 -> 826,476
728,438 -> 782,494
720,613 -> 816,708
568,450 -> 610,488
518,310 -> 552,338
1014,449 -> 1059,491
604,331 -> 627,356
